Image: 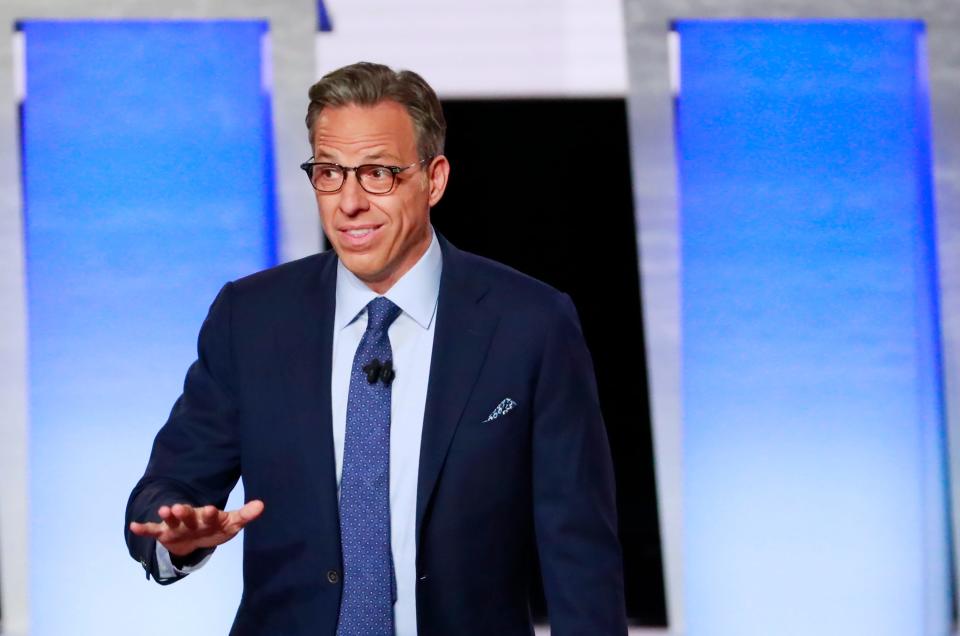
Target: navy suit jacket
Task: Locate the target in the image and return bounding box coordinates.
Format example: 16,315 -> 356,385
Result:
125,235 -> 627,635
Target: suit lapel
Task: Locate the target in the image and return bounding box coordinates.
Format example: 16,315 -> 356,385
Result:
416,237 -> 499,546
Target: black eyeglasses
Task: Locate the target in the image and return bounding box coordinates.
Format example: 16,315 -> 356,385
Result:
299,158 -> 431,194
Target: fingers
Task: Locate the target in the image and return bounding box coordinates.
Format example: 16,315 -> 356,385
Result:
132,503 -> 213,539
200,504 -> 218,524
172,504 -> 200,530
129,520 -> 165,538
158,505 -> 181,529
130,500 -> 263,551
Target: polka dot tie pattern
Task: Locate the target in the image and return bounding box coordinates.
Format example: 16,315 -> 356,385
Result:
336,296 -> 402,636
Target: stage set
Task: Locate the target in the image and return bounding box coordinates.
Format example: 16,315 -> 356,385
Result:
0,1 -> 959,634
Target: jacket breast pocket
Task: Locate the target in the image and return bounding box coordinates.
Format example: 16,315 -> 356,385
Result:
455,396 -> 530,448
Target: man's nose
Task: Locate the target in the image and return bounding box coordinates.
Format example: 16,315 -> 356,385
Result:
338,170 -> 370,215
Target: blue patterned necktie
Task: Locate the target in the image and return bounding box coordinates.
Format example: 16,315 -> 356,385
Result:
337,296 -> 402,636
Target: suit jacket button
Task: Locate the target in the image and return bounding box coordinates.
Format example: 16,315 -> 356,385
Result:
326,570 -> 340,584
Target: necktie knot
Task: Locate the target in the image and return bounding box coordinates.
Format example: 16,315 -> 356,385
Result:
366,296 -> 402,334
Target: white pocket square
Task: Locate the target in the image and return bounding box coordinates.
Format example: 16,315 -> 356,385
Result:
484,398 -> 517,422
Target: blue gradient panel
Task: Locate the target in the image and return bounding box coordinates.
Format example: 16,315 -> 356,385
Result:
21,21 -> 276,634
676,21 -> 949,635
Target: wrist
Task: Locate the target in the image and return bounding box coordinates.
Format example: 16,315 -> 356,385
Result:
168,546 -> 214,569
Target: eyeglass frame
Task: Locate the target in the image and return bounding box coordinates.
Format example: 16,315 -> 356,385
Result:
299,157 -> 433,194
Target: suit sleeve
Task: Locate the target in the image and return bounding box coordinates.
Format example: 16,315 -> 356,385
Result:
531,293 -> 627,635
124,282 -> 242,584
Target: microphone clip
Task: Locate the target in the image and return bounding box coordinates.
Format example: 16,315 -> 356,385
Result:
362,358 -> 396,386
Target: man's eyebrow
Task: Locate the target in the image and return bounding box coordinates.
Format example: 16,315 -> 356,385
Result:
362,152 -> 402,163
311,150 -> 402,164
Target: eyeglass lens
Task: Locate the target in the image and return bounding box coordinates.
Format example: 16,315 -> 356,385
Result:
311,165 -> 395,194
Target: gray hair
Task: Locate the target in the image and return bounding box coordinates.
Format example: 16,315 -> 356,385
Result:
305,62 -> 446,161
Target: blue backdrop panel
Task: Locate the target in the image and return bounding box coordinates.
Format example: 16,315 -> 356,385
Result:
676,21 -> 948,635
20,21 -> 276,634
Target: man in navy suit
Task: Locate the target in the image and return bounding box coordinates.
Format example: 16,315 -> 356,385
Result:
126,62 -> 626,635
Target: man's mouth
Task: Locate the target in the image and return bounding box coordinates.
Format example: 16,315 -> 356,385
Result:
339,225 -> 382,247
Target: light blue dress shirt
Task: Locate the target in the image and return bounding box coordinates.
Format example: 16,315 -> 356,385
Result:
158,228 -> 442,636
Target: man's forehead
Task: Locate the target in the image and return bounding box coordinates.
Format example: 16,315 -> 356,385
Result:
311,102 -> 416,158
312,107 -> 416,163
314,101 -> 413,130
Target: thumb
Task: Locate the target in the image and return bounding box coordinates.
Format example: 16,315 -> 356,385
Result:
238,499 -> 265,523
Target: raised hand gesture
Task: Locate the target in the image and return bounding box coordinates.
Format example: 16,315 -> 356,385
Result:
129,499 -> 264,557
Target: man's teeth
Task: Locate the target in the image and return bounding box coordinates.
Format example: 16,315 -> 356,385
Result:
347,228 -> 373,237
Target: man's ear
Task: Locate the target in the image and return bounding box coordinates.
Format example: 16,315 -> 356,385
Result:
426,155 -> 450,207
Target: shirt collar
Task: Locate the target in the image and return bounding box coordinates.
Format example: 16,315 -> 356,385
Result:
334,227 -> 442,331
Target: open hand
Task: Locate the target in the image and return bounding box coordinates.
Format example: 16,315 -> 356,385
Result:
129,499 -> 264,557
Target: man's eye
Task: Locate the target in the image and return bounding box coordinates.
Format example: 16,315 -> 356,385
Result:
318,167 -> 341,179
366,167 -> 391,180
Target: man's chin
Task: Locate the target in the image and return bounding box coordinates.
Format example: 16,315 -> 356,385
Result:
339,255 -> 388,284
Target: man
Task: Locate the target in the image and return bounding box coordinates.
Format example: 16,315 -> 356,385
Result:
126,62 -> 626,636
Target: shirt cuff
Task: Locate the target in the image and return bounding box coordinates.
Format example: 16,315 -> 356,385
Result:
155,542 -> 214,579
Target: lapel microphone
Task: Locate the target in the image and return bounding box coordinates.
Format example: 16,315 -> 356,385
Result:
362,358 -> 396,386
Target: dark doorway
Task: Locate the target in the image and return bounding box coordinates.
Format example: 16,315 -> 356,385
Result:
435,98 -> 667,626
